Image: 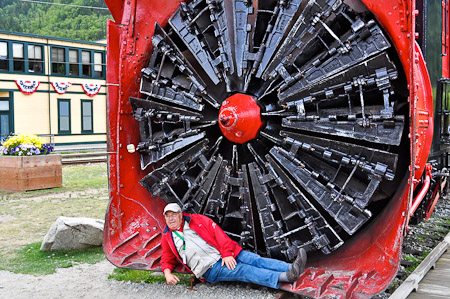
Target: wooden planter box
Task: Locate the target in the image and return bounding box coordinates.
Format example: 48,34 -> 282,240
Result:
0,155 -> 62,192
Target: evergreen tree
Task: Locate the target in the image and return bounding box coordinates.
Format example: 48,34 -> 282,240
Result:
0,0 -> 111,41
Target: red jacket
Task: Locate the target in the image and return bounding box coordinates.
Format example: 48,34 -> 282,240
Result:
160,213 -> 242,275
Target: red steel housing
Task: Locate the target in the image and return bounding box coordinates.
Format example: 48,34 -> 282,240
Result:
102,1 -> 433,297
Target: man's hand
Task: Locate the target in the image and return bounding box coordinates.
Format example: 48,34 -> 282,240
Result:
164,269 -> 180,285
222,256 -> 237,270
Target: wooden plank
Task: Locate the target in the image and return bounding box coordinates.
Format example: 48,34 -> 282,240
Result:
0,155 -> 62,191
408,292 -> 449,299
420,269 -> 450,284
433,260 -> 450,268
22,164 -> 62,190
429,221 -> 450,228
24,176 -> 62,190
428,227 -> 449,233
437,257 -> 450,264
415,284 -> 450,297
414,233 -> 444,240
22,155 -> 62,167
401,260 -> 415,266
389,232 -> 450,299
433,251 -> 450,267
402,248 -> 424,255
0,155 -> 22,168
0,164 -> 23,191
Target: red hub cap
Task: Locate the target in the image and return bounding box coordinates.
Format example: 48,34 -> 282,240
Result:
218,93 -> 263,144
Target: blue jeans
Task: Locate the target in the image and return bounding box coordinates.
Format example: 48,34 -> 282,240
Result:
203,250 -> 290,289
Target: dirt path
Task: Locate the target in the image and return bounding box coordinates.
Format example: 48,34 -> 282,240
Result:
0,260 -> 278,299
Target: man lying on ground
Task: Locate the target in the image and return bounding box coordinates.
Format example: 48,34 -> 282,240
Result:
161,203 -> 307,289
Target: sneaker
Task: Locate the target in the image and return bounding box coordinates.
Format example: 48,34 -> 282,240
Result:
286,248 -> 307,283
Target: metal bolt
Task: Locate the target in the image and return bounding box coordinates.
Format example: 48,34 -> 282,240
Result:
127,144 -> 136,153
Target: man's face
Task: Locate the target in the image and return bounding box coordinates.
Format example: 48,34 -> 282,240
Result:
165,211 -> 183,230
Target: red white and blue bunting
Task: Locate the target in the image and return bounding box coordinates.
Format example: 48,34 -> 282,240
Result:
51,82 -> 72,94
15,80 -> 40,95
81,83 -> 102,97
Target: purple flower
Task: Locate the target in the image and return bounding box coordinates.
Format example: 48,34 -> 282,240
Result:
1,136 -> 54,156
40,144 -> 54,155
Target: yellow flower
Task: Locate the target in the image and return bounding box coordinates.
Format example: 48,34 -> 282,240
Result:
2,134 -> 44,149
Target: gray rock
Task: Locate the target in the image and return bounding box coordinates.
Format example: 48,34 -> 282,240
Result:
40,216 -> 104,251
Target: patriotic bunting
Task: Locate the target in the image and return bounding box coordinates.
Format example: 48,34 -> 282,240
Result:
15,80 -> 102,96
15,80 -> 40,95
81,83 -> 102,97
51,82 -> 72,94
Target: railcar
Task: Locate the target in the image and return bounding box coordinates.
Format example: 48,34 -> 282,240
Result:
102,0 -> 445,297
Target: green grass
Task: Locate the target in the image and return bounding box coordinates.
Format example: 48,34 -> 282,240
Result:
403,254 -> 420,263
108,268 -> 193,286
0,163 -> 109,276
0,163 -> 108,200
401,250 -> 430,280
62,163 -> 108,189
0,242 -> 105,275
387,250 -> 432,293
0,163 -> 109,269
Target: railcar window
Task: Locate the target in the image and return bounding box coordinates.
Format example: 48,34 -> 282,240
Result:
0,42 -> 7,71
82,51 -> 91,76
52,47 -> 65,75
28,45 -> 43,74
81,100 -> 93,133
13,43 -> 24,72
58,99 -> 71,134
94,52 -> 103,78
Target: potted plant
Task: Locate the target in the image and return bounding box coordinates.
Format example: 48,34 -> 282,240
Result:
0,134 -> 62,192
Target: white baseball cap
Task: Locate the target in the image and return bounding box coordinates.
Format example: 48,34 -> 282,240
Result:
163,203 -> 182,215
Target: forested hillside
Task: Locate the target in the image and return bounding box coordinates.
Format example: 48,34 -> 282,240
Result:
0,0 -> 111,41
0,0 -> 442,82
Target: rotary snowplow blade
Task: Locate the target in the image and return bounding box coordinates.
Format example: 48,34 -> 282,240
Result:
103,0 -> 433,297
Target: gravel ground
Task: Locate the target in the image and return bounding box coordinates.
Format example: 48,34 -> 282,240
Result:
0,260 -> 281,299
